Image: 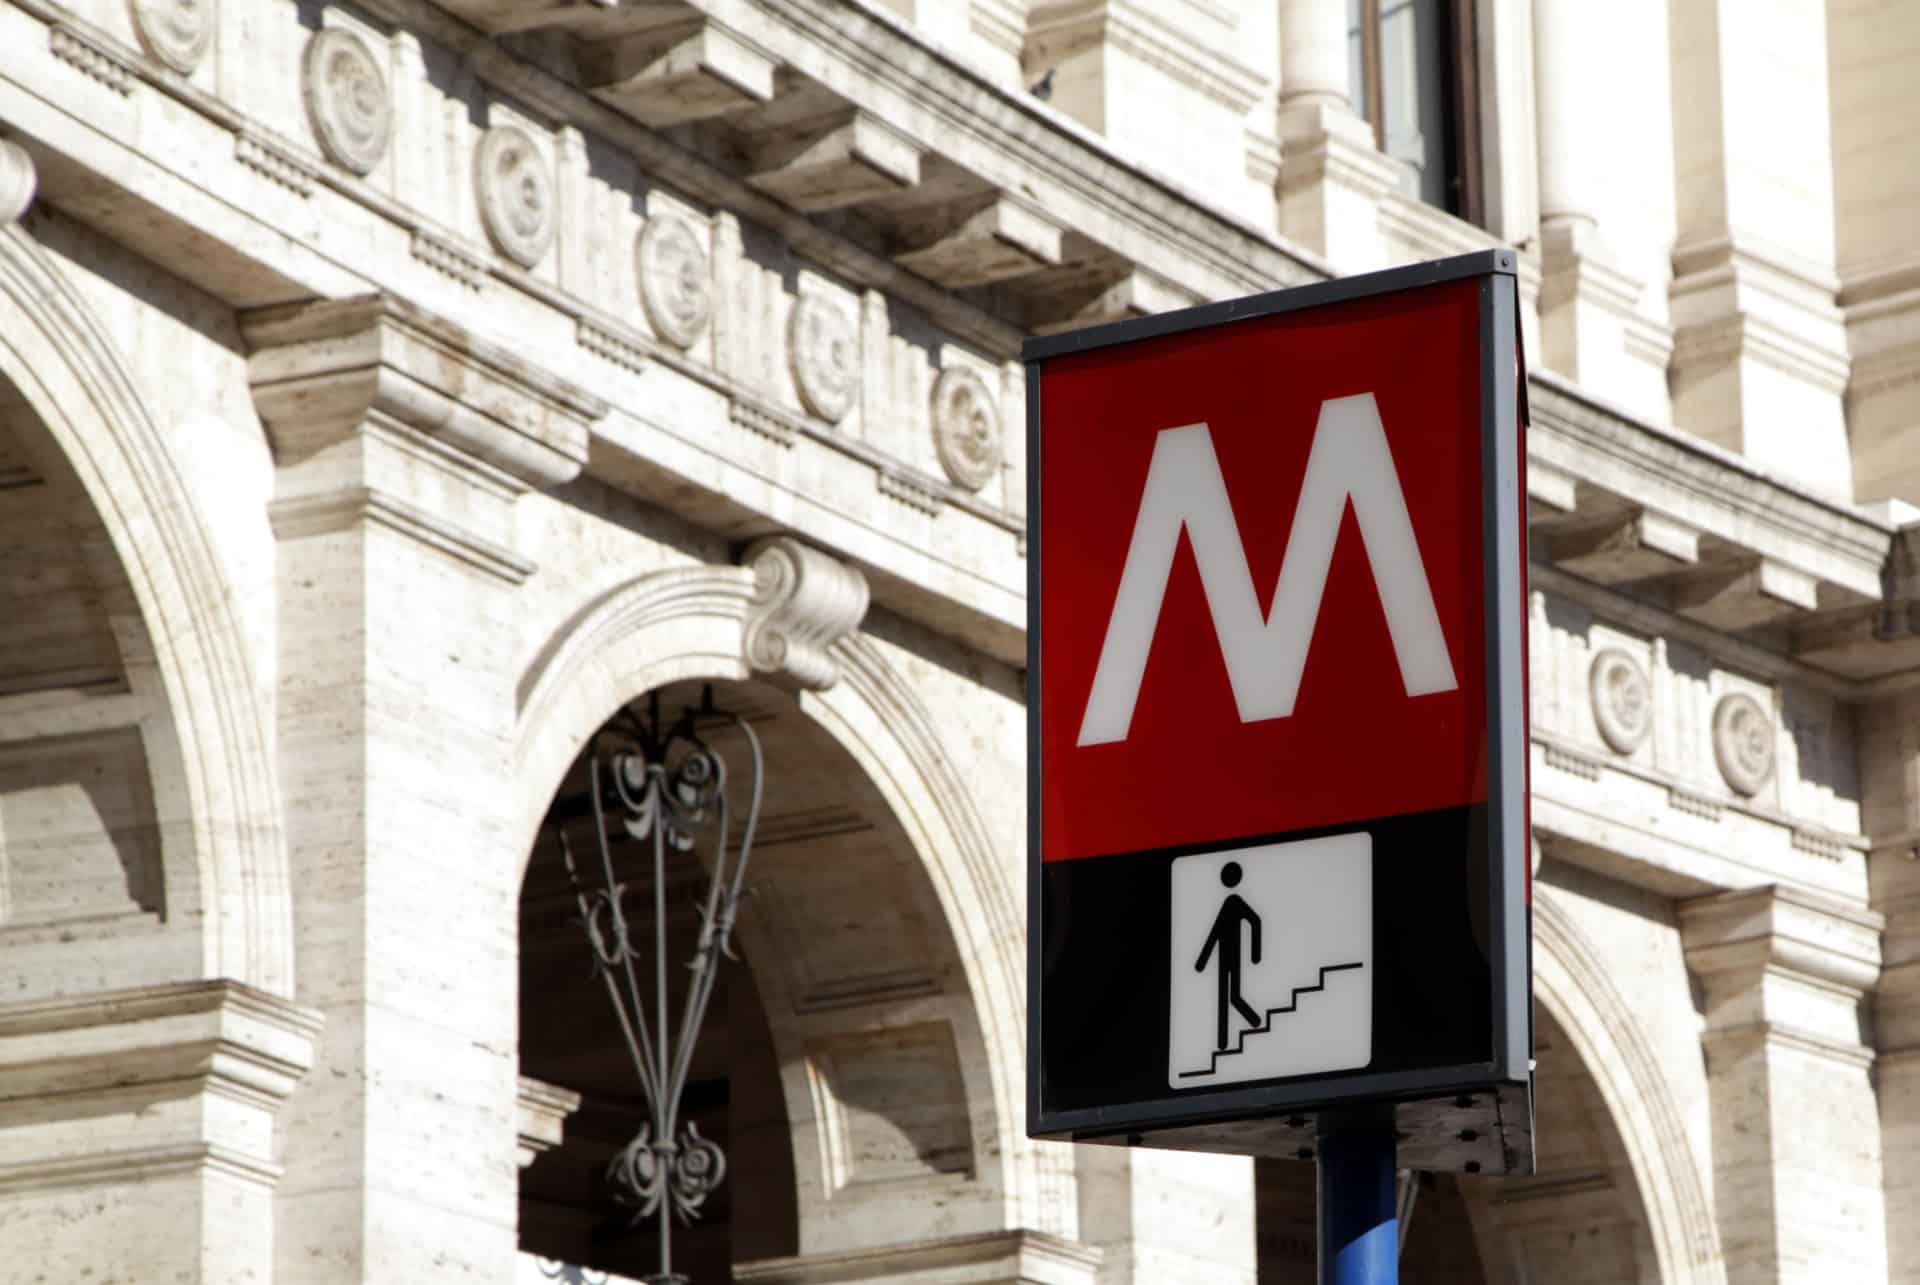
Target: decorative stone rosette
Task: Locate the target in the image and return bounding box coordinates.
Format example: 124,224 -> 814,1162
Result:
930,365 -> 1002,492
742,536 -> 870,691
635,215 -> 711,349
787,295 -> 856,424
1588,649 -> 1650,754
1711,691 -> 1774,797
302,29 -> 392,176
130,0 -> 213,74
475,126 -> 555,268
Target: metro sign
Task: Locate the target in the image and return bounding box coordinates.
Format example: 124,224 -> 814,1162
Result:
1025,251 -> 1533,1174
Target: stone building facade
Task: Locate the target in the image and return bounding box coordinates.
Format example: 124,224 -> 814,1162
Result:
0,0 -> 1914,1282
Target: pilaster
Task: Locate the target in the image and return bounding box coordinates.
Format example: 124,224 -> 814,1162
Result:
1861,689 -> 1920,1281
1528,0 -> 1649,396
1273,0 -> 1397,271
1680,885 -> 1886,1285
1667,0 -> 1852,495
1829,0 -> 1920,505
0,982 -> 320,1285
242,294 -> 604,1285
1843,267 -> 1920,505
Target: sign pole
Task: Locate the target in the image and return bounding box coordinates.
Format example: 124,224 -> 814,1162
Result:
1318,1106 -> 1398,1285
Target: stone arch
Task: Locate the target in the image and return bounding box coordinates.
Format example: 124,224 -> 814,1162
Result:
1532,886 -> 1725,1285
0,223 -> 290,996
512,564 -> 759,869
511,564 -> 1045,1262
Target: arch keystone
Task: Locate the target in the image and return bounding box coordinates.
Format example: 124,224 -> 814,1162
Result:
743,536 -> 871,691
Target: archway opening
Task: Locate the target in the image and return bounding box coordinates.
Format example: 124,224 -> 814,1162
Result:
517,677 -> 996,1280
1255,1009 -> 1661,1283
1461,1005 -> 1661,1284
0,371 -> 190,993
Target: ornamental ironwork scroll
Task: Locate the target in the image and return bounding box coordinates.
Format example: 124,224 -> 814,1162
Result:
557,687 -> 762,1285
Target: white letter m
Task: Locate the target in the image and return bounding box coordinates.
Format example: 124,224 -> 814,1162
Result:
1076,394 -> 1458,747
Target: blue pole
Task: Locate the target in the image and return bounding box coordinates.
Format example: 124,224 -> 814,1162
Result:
1317,1108 -> 1398,1285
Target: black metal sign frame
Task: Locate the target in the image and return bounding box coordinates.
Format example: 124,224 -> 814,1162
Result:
1023,250 -> 1532,1173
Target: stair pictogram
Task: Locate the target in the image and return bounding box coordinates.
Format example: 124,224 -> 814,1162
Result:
1176,961 -> 1365,1079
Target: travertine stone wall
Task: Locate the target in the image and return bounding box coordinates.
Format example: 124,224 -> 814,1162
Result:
1076,1144 -> 1257,1285
0,0 -> 1917,1281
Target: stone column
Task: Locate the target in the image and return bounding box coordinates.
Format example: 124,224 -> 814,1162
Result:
1529,0 -> 1642,390
242,295 -> 605,1284
1680,885 -> 1887,1284
1862,689 -> 1920,1282
1667,0 -> 1851,494
1274,0 -> 1398,270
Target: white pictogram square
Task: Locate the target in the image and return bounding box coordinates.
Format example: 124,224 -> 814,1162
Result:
1168,833 -> 1372,1089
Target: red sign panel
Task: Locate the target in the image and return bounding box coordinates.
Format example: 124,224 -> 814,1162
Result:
1039,278 -> 1487,864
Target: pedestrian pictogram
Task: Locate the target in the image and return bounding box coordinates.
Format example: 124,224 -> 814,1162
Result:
1196,862 -> 1264,1051
1169,834 -> 1372,1089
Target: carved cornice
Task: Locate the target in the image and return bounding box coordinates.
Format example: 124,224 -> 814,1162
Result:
1528,373 -> 1890,601
0,982 -> 318,1196
1680,884 -> 1883,997
1669,310 -> 1852,396
1276,106 -> 1402,202
515,1075 -> 582,1168
741,535 -> 870,690
736,1229 -> 1103,1283
1670,235 -> 1851,393
0,1142 -> 283,1195
0,980 -> 323,1118
1538,223 -> 1645,318
241,293 -> 605,491
267,484 -> 537,584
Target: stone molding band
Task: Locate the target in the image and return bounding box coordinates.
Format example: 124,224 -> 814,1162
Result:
242,293 -> 606,492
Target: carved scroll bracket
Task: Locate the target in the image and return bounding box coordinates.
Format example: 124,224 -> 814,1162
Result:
741,536 -> 870,690
0,141 -> 34,225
